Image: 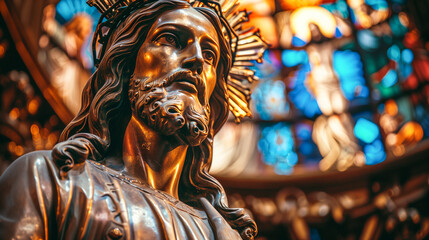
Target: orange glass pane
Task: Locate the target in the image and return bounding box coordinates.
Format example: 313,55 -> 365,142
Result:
243,17 -> 279,48
279,0 -> 336,10
238,0 -> 275,16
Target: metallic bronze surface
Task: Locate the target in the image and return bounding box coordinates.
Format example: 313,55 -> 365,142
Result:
0,0 -> 260,239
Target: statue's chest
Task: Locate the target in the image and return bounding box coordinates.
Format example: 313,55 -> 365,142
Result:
79,166 -> 214,240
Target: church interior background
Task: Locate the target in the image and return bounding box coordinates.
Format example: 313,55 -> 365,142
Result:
1,0 -> 429,239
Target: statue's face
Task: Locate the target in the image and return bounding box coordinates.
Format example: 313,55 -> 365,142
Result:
134,7 -> 220,105
129,7 -> 221,146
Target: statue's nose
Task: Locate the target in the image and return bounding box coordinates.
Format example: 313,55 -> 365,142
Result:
181,42 -> 204,75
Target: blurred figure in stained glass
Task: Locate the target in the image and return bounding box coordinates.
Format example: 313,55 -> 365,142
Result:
38,4 -> 93,114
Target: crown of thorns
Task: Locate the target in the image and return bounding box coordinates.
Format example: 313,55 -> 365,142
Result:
87,0 -> 268,122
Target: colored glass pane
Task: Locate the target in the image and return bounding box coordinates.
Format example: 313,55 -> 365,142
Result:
55,0 -> 101,69
333,50 -> 369,102
294,122 -> 321,164
352,112 -> 386,165
288,63 -> 322,118
258,123 -> 297,174
55,0 -> 100,29
253,80 -> 289,120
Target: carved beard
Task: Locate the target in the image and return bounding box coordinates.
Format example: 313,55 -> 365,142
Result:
128,73 -> 210,146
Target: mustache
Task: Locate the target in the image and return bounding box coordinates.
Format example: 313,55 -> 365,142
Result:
165,70 -> 203,88
133,70 -> 205,104
167,70 -> 206,104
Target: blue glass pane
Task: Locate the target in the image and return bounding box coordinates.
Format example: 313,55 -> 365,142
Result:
310,228 -> 321,240
353,112 -> 386,165
258,123 -> 297,175
55,0 -> 100,30
364,0 -> 388,10
252,80 -> 289,120
252,50 -> 282,80
288,63 -> 321,118
391,0 -> 407,4
399,49 -> 414,79
292,36 -> 307,47
389,15 -> 409,37
401,49 -> 414,64
354,118 -> 380,144
295,122 -> 321,164
387,45 -> 401,62
381,69 -> 398,88
415,105 -> 429,138
333,50 -> 369,101
321,0 -> 349,19
364,139 -> 386,165
282,50 -> 308,67
357,30 -> 380,51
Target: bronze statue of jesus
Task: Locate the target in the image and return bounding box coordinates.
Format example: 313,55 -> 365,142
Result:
0,0 -> 267,239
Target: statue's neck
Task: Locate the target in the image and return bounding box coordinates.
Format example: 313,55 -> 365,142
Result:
121,115 -> 188,199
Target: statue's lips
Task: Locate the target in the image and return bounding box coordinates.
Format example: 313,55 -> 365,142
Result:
166,71 -> 204,102
173,77 -> 199,93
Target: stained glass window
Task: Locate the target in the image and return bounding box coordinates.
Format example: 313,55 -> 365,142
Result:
37,0 -> 102,114
211,0 -> 429,176
54,0 -> 101,68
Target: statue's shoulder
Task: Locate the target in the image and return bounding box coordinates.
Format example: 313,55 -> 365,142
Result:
16,149 -> 53,161
0,150 -> 63,195
2,150 -> 56,177
0,150 -> 64,239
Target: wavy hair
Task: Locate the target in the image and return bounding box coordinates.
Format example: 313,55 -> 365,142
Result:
52,0 -> 257,239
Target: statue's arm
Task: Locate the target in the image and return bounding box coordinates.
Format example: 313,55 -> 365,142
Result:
0,151 -> 56,239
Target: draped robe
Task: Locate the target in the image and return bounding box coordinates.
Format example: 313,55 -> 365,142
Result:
0,151 -> 241,239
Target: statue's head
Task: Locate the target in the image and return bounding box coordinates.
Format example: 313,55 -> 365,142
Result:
128,6 -> 231,146
54,1 -> 265,238
65,0 -> 234,149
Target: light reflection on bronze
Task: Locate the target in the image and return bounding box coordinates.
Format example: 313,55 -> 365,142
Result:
123,116 -> 189,199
